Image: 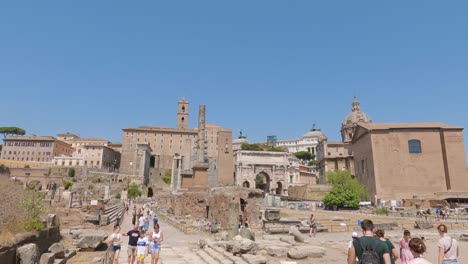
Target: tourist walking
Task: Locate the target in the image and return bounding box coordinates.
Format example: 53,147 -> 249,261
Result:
348,232 -> 359,249
347,219 -> 391,264
376,229 -> 399,264
106,225 -> 123,264
149,223 -> 164,264
437,224 -> 459,264
407,238 -> 432,264
152,214 -> 159,227
144,215 -> 150,232
308,214 -> 317,237
122,225 -> 140,264
138,214 -> 145,231
400,230 -> 414,263
136,230 -> 149,264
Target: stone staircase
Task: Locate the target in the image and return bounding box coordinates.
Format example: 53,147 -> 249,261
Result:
99,202 -> 125,225
194,244 -> 252,264
159,244 -> 259,264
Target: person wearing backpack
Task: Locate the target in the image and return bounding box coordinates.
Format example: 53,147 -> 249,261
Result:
347,219 -> 391,264
437,224 -> 459,264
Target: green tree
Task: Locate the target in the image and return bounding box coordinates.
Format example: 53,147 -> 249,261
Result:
68,168 -> 75,177
64,180 -> 73,190
127,183 -> 142,199
20,190 -> 45,231
162,170 -> 172,184
241,143 -> 264,151
323,170 -> 369,209
293,151 -> 314,161
0,127 -> 26,139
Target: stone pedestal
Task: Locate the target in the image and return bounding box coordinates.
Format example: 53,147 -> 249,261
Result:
191,163 -> 209,189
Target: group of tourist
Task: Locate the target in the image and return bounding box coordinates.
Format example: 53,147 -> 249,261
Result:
106,203 -> 164,264
347,219 -> 459,264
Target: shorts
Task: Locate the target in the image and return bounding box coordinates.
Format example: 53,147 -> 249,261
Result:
149,242 -> 161,254
127,245 -> 137,256
137,253 -> 146,259
111,245 -> 121,252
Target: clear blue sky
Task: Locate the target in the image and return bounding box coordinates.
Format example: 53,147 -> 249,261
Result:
1,1 -> 468,155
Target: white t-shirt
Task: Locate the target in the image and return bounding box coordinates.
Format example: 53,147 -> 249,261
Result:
438,235 -> 458,260
408,258 -> 432,264
139,216 -> 145,227
137,237 -> 149,255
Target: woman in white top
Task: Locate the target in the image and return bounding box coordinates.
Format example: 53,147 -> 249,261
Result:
149,223 -> 164,264
107,225 -> 123,264
437,224 -> 459,264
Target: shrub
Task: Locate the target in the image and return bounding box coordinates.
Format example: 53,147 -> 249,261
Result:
115,192 -> 121,199
376,207 -> 388,215
19,190 -> 45,231
162,170 -> 172,184
24,165 -> 30,169
127,183 -> 142,199
64,180 -> 73,190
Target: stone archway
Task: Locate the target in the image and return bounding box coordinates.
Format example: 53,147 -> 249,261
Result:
255,172 -> 270,193
242,181 -> 250,188
276,181 -> 283,195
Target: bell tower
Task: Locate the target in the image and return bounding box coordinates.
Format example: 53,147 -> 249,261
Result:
177,97 -> 189,129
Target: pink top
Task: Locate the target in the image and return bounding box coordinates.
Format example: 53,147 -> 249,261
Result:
400,238 -> 414,263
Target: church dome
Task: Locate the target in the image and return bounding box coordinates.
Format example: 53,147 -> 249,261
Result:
342,97 -> 372,126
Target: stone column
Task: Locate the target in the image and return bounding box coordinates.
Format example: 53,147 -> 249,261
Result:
197,105 -> 206,163
176,157 -> 182,190
227,202 -> 240,240
171,157 -> 177,194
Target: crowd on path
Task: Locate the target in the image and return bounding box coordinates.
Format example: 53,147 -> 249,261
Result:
346,219 -> 460,264
105,202 -> 164,264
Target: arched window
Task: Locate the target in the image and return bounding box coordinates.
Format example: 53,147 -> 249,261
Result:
408,139 -> 422,153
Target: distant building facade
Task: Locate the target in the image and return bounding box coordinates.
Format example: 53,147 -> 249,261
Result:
317,97 -> 370,181
1,136 -> 73,163
352,122 -> 468,202
119,98 -> 234,187
318,97 -> 468,202
276,126 -> 323,158
52,133 -> 121,170
52,145 -> 120,170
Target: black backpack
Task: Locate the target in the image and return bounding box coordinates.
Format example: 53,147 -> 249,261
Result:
357,237 -> 380,264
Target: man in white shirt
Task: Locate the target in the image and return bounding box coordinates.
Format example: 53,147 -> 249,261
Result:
138,215 -> 145,231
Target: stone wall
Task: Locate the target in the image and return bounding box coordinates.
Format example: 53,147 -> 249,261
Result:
0,226 -> 60,263
156,187 -> 264,229
288,184 -> 332,201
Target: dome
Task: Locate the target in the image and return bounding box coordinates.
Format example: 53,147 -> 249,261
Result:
342,97 -> 372,126
233,130 -> 249,145
233,137 -> 249,145
302,124 -> 323,139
